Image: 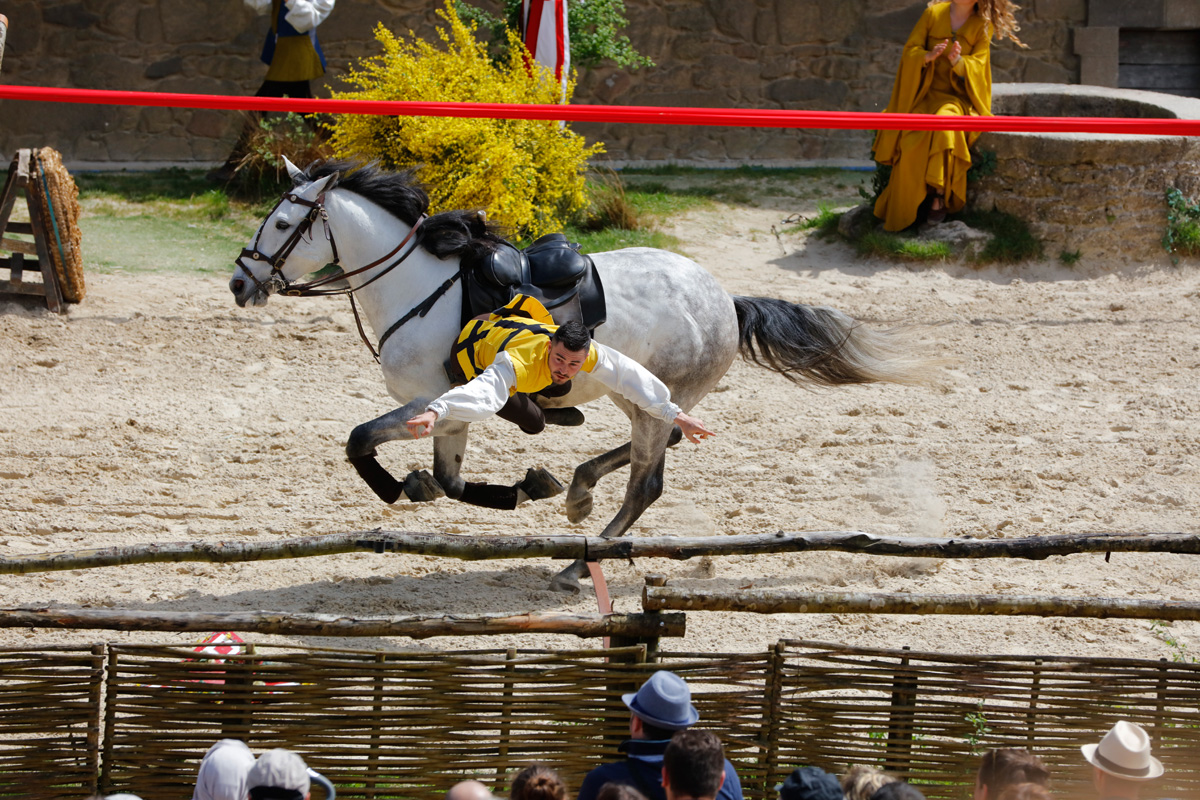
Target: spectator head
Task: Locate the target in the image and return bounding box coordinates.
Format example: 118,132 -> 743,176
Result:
623,671 -> 700,741
1082,721 -> 1162,799
510,765 -> 567,800
596,784 -> 648,800
246,749 -> 310,800
995,784 -> 1052,800
446,781 -> 497,800
841,765 -> 897,800
194,739 -> 256,800
779,766 -> 843,800
975,748 -> 1050,800
662,730 -> 726,800
869,784 -> 926,800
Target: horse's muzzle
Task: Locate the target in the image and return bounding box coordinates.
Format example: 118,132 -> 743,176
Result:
229,270 -> 268,308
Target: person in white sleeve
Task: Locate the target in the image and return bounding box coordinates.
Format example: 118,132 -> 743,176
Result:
209,0 -> 336,183
405,293 -> 714,445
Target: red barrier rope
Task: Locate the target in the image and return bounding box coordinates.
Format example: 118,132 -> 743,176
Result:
3,83 -> 1200,136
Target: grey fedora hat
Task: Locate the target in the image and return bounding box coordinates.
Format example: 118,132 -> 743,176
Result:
622,670 -> 700,730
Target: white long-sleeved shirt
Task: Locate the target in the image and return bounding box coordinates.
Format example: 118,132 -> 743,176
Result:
243,0 -> 335,33
427,343 -> 682,425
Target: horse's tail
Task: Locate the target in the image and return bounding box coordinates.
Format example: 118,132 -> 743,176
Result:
732,296 -> 939,387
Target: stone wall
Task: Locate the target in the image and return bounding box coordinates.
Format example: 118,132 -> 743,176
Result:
0,0 -> 1084,166
969,84 -> 1200,260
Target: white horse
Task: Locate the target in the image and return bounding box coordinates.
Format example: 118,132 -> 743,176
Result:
229,159 -> 935,592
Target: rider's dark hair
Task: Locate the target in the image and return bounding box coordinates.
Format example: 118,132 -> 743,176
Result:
551,320 -> 590,353
663,730 -> 725,800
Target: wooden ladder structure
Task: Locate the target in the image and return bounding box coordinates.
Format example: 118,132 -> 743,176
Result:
0,149 -> 64,313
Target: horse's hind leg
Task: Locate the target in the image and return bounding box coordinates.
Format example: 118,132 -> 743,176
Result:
551,416 -> 677,593
566,426 -> 682,523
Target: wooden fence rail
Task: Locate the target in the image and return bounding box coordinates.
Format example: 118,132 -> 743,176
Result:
3,641 -> 1200,800
2,530 -> 1197,574
0,608 -> 684,639
643,585 -> 1200,621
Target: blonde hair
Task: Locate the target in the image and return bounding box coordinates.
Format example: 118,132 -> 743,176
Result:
930,0 -> 1027,46
841,764 -> 898,800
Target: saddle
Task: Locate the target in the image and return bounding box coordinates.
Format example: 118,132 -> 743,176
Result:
460,233 -> 606,331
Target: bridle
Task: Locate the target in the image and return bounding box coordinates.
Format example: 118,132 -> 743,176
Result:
235,186 -> 445,361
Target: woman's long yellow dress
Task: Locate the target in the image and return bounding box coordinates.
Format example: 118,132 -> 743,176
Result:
872,3 -> 992,232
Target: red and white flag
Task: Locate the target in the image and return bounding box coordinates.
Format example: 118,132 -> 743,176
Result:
521,0 -> 570,100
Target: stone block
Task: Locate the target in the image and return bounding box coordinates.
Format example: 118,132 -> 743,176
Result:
766,77 -> 848,108
775,2 -> 820,45
1073,26 -> 1117,56
187,109 -> 236,140
1165,0 -> 1200,27
136,7 -> 163,43
42,3 -> 101,29
1022,58 -> 1074,84
864,3 -> 927,45
1087,0 -> 1165,28
140,135 -> 195,162
696,55 -> 761,91
666,6 -> 715,33
706,0 -> 757,41
1034,0 -> 1086,21
593,70 -> 634,104
753,6 -> 778,45
161,0 -> 230,43
138,107 -> 179,135
69,54 -> 145,90
671,34 -> 711,62
145,56 -> 184,80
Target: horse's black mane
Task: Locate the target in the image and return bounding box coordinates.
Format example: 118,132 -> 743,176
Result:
304,159 -> 506,262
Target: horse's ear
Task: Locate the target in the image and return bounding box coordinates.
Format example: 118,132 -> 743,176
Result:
283,156 -> 305,185
308,172 -> 337,196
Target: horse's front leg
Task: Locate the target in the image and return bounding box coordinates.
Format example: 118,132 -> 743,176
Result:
550,413 -> 677,593
346,400 -> 457,503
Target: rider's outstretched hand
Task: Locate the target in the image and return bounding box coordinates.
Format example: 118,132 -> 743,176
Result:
675,412 -> 715,444
406,410 -> 438,438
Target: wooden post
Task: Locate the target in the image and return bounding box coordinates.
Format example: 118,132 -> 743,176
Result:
1026,658 -> 1041,750
99,647 -> 119,793
885,647 -> 916,776
366,651 -> 386,800
1153,657 -> 1168,750
86,643 -> 105,795
220,644 -> 255,740
760,640 -> 786,798
494,648 -> 518,794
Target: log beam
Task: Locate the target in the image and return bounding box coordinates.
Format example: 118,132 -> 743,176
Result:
1,530 -> 1197,575
643,586 -> 1200,621
0,607 -> 685,639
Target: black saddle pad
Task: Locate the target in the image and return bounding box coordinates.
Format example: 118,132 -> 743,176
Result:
461,233 -> 606,332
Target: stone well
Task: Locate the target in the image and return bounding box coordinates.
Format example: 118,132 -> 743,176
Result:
968,83 -> 1200,260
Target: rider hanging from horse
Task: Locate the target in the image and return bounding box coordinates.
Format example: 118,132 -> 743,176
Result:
402,294 -> 714,509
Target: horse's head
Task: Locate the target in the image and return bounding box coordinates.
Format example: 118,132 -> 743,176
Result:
229,157 -> 338,308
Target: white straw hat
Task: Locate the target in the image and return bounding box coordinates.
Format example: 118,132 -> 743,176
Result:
1081,720 -> 1164,781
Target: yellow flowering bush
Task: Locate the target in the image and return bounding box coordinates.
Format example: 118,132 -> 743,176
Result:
326,2 -> 603,238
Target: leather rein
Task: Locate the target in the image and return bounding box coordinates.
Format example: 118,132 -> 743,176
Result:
235,188 -> 448,361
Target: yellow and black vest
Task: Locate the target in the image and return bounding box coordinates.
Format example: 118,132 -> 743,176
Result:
451,295 -> 598,395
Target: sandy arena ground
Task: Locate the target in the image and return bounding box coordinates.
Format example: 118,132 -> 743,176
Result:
3,198 -> 1200,662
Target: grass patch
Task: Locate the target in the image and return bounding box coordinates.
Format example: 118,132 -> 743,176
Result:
957,208 -> 1044,263
562,225 -> 685,254
856,230 -> 951,261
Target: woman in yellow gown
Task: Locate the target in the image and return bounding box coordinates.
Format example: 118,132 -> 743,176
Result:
873,0 -> 1025,231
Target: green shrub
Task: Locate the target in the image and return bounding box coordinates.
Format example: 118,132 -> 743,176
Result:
958,208 -> 1044,264
325,2 -> 603,238
455,0 -> 652,69
1164,187 -> 1200,258
233,112 -> 333,199
856,230 -> 951,261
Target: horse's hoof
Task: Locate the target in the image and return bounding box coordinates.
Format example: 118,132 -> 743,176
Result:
565,488 -> 593,523
548,572 -> 582,594
518,467 -> 565,501
543,408 -> 585,427
402,470 -> 445,503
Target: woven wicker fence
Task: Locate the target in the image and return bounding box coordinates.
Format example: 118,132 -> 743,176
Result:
2,641 -> 1199,800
